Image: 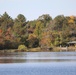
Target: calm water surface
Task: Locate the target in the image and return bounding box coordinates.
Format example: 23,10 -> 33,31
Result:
0,52 -> 76,75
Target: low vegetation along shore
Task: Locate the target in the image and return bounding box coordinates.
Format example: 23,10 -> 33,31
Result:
0,46 -> 76,53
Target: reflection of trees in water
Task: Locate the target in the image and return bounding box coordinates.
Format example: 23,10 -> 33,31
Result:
0,59 -> 12,63
0,52 -> 76,63
0,52 -> 27,63
0,59 -> 26,63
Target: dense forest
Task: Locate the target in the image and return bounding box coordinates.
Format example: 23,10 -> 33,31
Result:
0,12 -> 76,50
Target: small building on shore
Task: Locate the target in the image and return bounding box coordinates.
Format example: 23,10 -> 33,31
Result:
67,41 -> 76,47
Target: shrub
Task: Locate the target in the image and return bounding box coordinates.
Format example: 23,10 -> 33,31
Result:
18,45 -> 27,51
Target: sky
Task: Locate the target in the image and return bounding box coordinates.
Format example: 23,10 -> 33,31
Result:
0,0 -> 76,21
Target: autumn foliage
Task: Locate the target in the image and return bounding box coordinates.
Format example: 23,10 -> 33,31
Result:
0,12 -> 76,50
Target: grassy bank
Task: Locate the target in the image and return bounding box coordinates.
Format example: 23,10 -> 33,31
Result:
53,46 -> 76,52
0,47 -> 41,53
0,46 -> 76,53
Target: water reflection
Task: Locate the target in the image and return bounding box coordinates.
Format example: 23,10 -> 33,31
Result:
0,52 -> 76,63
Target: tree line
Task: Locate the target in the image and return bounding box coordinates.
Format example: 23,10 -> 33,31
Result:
0,12 -> 76,50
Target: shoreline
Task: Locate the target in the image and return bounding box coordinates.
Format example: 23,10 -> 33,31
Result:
0,46 -> 76,53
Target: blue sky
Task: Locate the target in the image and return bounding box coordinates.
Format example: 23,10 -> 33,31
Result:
0,0 -> 76,20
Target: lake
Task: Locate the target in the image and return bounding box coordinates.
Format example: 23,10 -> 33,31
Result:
0,52 -> 76,75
